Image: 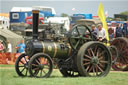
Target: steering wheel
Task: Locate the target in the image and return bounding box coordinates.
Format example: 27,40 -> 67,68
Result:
68,24 -> 93,51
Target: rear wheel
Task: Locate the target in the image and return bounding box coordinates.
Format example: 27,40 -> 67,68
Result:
28,53 -> 53,78
77,41 -> 112,77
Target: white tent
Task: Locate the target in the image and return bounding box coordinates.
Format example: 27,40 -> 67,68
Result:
0,28 -> 23,53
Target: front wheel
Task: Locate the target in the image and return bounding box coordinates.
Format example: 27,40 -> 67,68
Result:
28,53 -> 53,78
15,53 -> 29,77
77,41 -> 112,77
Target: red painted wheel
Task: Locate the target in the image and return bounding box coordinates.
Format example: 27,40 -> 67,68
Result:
111,37 -> 128,71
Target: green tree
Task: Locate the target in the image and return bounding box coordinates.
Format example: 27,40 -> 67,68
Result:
120,11 -> 128,15
61,13 -> 69,17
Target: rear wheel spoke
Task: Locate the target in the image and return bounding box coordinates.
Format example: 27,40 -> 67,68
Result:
94,46 -> 97,56
98,51 -> 105,57
88,49 -> 92,56
99,56 -> 104,60
83,59 -> 90,62
96,48 -> 100,57
96,65 -> 103,72
88,65 -> 93,72
98,63 -> 104,68
84,55 -> 92,59
83,62 -> 90,66
86,65 -> 90,71
100,60 -> 108,64
90,48 -> 95,57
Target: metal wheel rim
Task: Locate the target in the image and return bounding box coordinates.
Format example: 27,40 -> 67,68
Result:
29,54 -> 53,78
15,53 -> 29,77
77,42 -> 111,77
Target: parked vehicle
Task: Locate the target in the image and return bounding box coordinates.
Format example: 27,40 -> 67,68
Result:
15,10 -> 112,78
0,16 -> 9,29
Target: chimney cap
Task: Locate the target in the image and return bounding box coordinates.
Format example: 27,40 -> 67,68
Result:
32,10 -> 39,14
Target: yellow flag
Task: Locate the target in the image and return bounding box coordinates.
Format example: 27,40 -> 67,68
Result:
97,2 -> 109,42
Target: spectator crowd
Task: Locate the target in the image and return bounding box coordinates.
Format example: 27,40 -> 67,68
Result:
91,23 -> 128,42
0,39 -> 25,64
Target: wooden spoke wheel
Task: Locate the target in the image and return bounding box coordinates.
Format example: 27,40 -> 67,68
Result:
69,24 -> 93,51
111,37 -> 128,71
77,41 -> 112,77
28,53 -> 53,78
15,53 -> 30,77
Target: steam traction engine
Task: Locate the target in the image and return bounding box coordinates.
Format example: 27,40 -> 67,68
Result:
15,10 -> 112,78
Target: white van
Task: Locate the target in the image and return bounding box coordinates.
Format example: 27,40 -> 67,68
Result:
0,16 -> 9,29
47,17 -> 70,31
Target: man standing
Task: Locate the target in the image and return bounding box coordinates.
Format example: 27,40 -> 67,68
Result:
97,24 -> 107,43
115,24 -> 123,37
91,25 -> 98,35
91,24 -> 98,40
108,26 -> 114,39
7,40 -> 12,53
16,40 -> 25,53
6,40 -> 12,61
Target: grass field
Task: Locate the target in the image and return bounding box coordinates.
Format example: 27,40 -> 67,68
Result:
0,65 -> 128,85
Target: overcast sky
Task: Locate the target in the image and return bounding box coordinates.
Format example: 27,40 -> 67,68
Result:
0,0 -> 128,17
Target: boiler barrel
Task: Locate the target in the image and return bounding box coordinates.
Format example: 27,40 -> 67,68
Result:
39,41 -> 71,58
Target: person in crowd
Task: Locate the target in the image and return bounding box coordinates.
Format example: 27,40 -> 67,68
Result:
122,24 -> 127,37
0,41 -> 4,52
91,24 -> 98,40
6,40 -> 12,61
97,24 -> 107,43
108,26 -> 114,39
16,40 -> 25,53
91,24 -> 98,36
16,42 -> 19,53
7,40 -> 12,53
115,24 -> 123,37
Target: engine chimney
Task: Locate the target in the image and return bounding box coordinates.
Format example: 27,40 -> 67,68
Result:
32,10 -> 39,40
